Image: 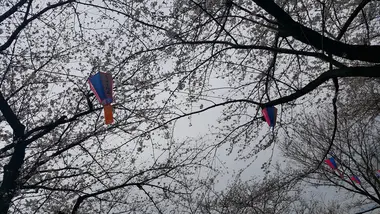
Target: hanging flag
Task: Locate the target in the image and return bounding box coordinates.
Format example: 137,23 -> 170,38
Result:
325,157 -> 337,169
351,175 -> 361,184
376,170 -> 380,178
325,157 -> 343,178
262,106 -> 277,127
88,72 -> 114,124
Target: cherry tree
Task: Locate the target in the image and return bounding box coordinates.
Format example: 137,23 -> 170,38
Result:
134,0 -> 380,166
0,0 -> 217,213
191,168 -> 351,214
0,0 -> 380,213
281,79 -> 380,213
136,0 -> 380,181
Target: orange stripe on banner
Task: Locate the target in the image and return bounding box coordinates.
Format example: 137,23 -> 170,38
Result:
104,105 -> 113,124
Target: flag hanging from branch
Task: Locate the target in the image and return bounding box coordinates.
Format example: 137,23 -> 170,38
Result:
325,157 -> 343,178
262,106 -> 277,127
351,175 -> 361,184
88,72 -> 114,124
376,170 -> 380,178
325,157 -> 337,169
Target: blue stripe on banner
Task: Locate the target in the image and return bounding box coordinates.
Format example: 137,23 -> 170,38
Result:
330,157 -> 337,168
267,106 -> 275,127
89,73 -> 107,101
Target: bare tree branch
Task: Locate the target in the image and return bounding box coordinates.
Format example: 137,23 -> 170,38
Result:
250,0 -> 380,63
337,0 -> 371,40
0,0 -> 28,23
0,0 -> 75,52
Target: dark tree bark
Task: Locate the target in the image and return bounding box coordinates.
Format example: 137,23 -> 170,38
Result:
0,92 -> 26,213
251,0 -> 380,63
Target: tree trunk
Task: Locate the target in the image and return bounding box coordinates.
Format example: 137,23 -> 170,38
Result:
0,143 -> 27,213
0,92 -> 26,214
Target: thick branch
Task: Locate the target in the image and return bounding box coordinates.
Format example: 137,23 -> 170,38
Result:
0,89 -> 25,213
0,98 -> 99,213
0,0 -> 28,23
251,0 -> 380,63
0,143 -> 27,213
0,91 -> 25,138
179,40 -> 346,68
264,65 -> 380,107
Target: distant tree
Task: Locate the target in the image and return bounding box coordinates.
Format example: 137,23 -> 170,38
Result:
281,78 -> 380,213
192,169 -> 350,214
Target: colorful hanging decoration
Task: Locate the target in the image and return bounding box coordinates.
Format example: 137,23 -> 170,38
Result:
375,170 -> 380,178
88,72 -> 114,124
325,157 -> 337,169
324,156 -> 366,185
325,157 -> 343,178
351,175 -> 361,184
376,170 -> 380,178
262,106 -> 277,127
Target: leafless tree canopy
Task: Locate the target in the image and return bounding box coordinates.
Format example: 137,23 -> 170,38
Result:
282,78 -> 380,213
0,0 -> 379,213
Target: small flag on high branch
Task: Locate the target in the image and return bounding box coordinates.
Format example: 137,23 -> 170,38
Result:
325,157 -> 343,178
351,175 -> 361,184
325,157 -> 337,169
88,72 -> 114,124
262,106 -> 277,127
376,170 -> 380,178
